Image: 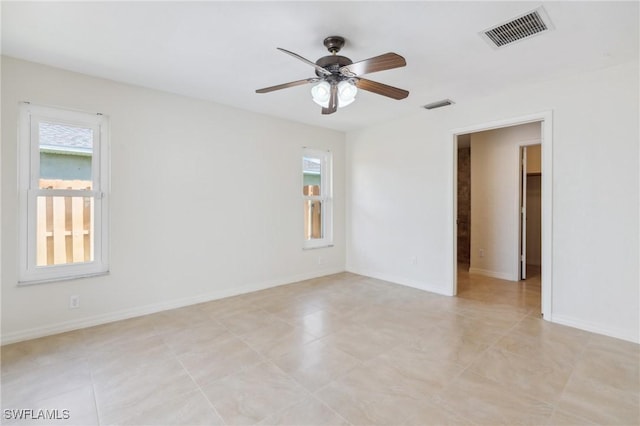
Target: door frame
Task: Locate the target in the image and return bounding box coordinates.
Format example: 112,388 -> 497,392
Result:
450,111 -> 553,320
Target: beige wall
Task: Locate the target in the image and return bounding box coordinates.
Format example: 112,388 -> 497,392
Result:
1,57 -> 346,343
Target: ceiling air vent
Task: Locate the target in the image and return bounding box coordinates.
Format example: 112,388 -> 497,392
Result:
481,7 -> 553,48
423,99 -> 454,110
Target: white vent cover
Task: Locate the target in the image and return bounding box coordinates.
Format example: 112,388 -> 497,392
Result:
481,7 -> 553,48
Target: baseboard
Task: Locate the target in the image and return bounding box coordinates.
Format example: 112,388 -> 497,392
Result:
1,267 -> 345,345
468,267 -> 517,281
550,314 -> 639,344
345,266 -> 450,296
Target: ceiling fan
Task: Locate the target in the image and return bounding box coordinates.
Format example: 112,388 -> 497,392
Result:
255,36 -> 409,115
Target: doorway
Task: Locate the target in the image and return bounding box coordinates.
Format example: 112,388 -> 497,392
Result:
451,112 -> 552,320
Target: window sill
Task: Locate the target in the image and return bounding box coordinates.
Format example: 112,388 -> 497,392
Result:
303,244 -> 334,251
18,270 -> 110,287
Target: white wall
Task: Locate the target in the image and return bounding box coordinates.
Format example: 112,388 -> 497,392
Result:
1,57 -> 346,344
469,123 -> 541,281
346,60 -> 639,343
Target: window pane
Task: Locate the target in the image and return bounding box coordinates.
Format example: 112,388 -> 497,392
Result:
39,122 -> 93,189
36,195 -> 94,266
303,200 -> 323,240
303,156 -> 321,195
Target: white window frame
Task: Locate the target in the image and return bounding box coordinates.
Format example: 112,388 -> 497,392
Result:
18,103 -> 110,284
302,148 -> 333,249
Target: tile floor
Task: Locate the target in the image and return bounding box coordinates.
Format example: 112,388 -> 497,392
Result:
1,268 -> 639,425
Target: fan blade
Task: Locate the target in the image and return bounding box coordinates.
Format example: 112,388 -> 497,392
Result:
322,83 -> 338,115
277,48 -> 331,76
255,78 -> 318,94
340,52 -> 406,77
356,78 -> 409,100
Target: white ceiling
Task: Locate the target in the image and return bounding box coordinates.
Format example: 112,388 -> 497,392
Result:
2,1 -> 638,132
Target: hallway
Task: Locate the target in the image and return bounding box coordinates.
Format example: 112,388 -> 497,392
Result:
457,263 -> 541,312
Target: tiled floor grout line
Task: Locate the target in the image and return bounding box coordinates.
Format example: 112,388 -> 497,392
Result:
449,310 -> 583,425
150,317 -> 253,424
421,309 -> 543,425
545,332 -> 596,425
174,354 -> 228,425
308,393 -> 354,426
265,361 -> 354,426
426,389 -> 481,426
206,308 -> 356,425
88,367 -> 103,426
310,385 -> 359,426
309,354 -> 366,397
209,315 -> 307,424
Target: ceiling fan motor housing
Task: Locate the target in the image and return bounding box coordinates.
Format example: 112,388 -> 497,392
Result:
315,55 -> 353,78
315,36 -> 353,79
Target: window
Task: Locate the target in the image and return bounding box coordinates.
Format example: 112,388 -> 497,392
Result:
302,148 -> 332,249
18,103 -> 109,284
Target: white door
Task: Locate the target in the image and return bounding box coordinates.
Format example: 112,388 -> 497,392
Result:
520,146 -> 527,279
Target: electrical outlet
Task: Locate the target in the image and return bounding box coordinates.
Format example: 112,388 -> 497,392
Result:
318,256 -> 324,265
479,249 -> 485,258
69,295 -> 80,309
410,256 -> 418,265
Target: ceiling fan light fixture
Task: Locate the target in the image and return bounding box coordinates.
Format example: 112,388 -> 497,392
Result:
257,36 -> 409,115
337,80 -> 357,108
311,81 -> 331,107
